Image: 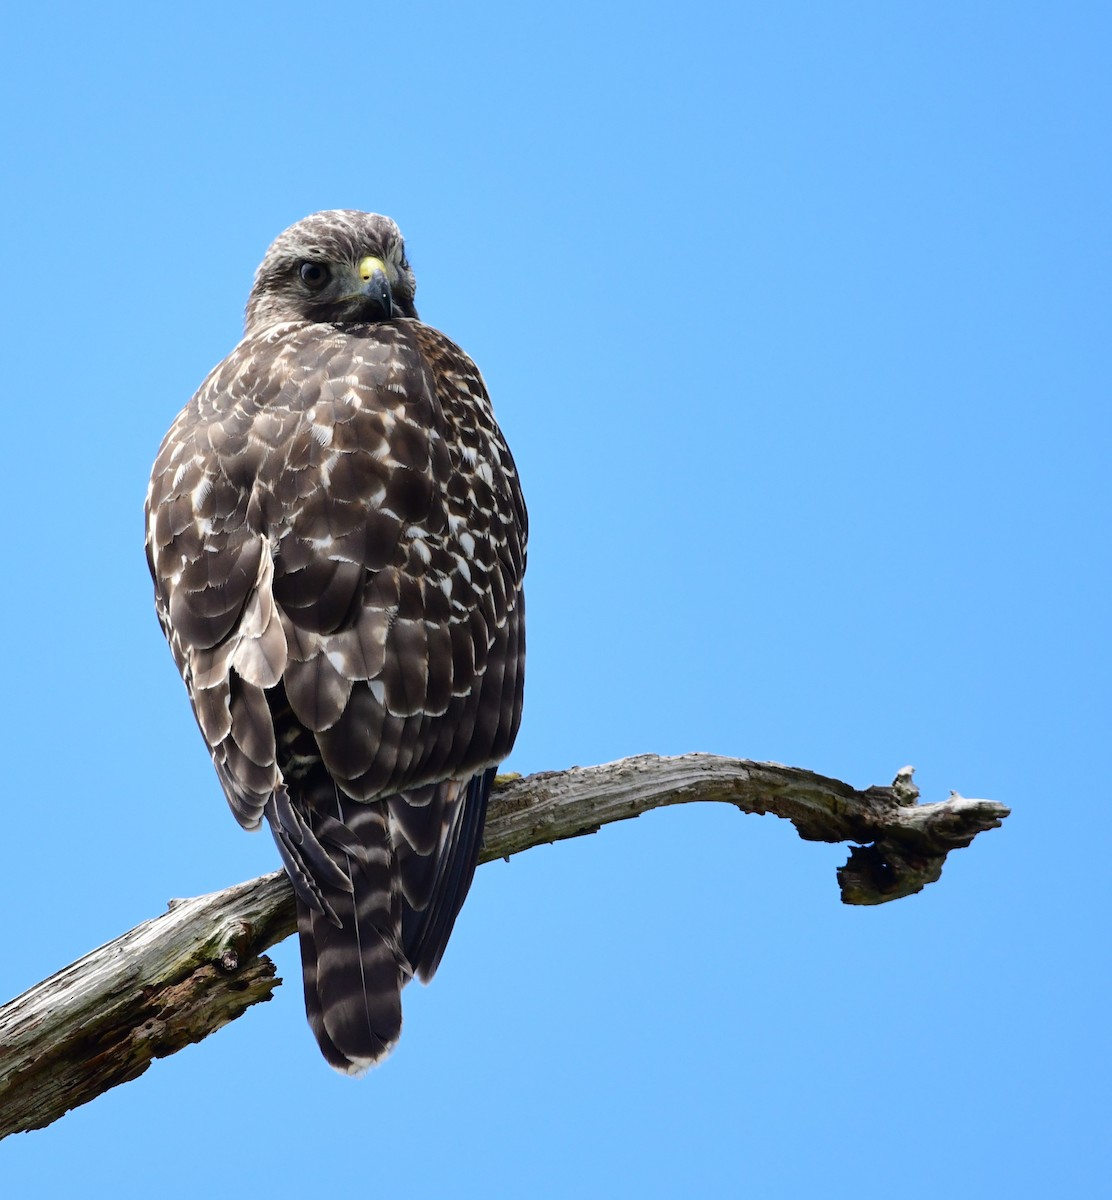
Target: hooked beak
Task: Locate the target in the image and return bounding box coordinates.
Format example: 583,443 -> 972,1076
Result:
356,255 -> 394,319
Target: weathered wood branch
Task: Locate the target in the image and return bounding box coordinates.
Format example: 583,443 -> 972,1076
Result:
0,753 -> 1008,1140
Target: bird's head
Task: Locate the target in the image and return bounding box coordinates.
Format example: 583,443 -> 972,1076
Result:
244,210 -> 418,335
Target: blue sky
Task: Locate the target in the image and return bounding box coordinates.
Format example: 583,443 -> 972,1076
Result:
1,2 -> 1108,1195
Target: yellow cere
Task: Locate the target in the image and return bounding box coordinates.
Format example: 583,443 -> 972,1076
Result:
358,255 -> 392,282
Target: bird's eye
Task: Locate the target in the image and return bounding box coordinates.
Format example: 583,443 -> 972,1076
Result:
298,261 -> 330,291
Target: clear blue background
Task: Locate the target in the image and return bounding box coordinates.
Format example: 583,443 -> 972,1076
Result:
2,3 -> 1108,1196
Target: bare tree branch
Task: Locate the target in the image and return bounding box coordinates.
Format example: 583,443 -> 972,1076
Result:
0,753 -> 1008,1139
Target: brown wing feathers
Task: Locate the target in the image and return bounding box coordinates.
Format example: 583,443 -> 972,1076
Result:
397,767 -> 497,982
146,214 -> 525,1074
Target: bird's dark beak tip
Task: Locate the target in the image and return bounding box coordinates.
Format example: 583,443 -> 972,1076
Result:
365,271 -> 394,320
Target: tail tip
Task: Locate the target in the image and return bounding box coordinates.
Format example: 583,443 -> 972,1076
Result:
326,1033 -> 401,1078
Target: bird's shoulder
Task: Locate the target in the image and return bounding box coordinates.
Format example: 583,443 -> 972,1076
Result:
146,317 -> 524,603
153,319 -> 499,476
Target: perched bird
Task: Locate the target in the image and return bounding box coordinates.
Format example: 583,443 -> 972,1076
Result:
145,211 -> 526,1073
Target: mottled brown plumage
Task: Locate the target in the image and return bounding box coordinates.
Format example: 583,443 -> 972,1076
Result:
145,211 -> 526,1073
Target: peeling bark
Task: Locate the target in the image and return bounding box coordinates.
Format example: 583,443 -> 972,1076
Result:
0,753 -> 1008,1139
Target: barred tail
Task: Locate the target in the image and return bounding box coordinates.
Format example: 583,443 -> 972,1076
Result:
270,788 -> 407,1075
268,769 -> 493,1075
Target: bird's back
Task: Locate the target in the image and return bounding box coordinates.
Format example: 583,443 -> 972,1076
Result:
146,315 -> 526,1072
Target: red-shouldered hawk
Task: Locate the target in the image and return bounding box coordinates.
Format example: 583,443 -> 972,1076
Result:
145,211 -> 526,1073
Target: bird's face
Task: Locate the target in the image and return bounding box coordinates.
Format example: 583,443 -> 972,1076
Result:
244,210 -> 418,335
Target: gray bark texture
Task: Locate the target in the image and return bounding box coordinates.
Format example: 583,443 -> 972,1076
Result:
0,753 -> 1008,1140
